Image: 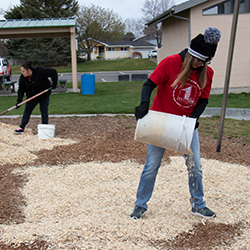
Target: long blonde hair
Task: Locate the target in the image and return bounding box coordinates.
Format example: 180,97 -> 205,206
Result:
171,53 -> 207,89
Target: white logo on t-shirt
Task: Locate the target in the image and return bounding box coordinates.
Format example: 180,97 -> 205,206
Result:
173,79 -> 201,108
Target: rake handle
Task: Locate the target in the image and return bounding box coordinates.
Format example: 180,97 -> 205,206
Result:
0,87 -> 52,116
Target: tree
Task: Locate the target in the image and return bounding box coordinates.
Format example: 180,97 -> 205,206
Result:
123,32 -> 135,41
124,18 -> 144,38
0,41 -> 8,57
0,7 -> 8,57
4,0 -> 79,67
76,4 -> 125,61
141,0 -> 173,48
4,5 -> 24,19
0,7 -> 5,15
5,0 -> 79,19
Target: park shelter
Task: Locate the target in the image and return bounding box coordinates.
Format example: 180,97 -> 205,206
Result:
0,18 -> 78,92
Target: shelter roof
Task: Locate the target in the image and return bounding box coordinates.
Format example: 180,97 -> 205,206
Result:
0,17 -> 76,39
0,17 -> 76,29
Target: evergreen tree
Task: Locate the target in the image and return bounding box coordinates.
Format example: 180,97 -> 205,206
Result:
4,0 -> 79,67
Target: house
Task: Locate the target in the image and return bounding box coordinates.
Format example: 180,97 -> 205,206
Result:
82,39 -> 156,60
146,0 -> 250,89
133,34 -> 158,47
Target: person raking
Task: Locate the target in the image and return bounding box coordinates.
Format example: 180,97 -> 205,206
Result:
14,59 -> 58,135
130,27 -> 221,219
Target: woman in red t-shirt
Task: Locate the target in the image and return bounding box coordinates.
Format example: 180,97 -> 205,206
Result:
130,27 -> 221,220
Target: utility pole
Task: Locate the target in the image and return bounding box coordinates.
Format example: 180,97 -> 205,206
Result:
216,0 -> 241,152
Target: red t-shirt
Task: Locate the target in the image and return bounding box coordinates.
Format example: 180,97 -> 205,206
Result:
149,53 -> 214,117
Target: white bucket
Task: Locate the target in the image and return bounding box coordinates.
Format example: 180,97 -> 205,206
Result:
134,110 -> 196,154
38,124 -> 55,139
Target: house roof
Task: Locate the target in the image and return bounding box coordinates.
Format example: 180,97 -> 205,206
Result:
133,34 -> 155,42
0,17 -> 76,29
146,0 -> 208,26
100,40 -> 156,48
133,34 -> 148,41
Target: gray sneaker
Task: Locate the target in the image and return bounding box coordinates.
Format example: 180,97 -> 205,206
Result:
191,207 -> 216,218
130,205 -> 146,219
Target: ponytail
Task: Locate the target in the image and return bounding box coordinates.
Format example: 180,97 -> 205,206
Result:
22,59 -> 34,71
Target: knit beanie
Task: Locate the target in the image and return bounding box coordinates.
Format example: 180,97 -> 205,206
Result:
188,27 -> 221,61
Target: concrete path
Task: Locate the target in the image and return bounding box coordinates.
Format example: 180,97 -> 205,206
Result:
1,108 -> 250,120
201,107 -> 250,120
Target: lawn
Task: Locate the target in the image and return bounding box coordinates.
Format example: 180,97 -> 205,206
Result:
1,82 -> 250,116
10,58 -> 157,74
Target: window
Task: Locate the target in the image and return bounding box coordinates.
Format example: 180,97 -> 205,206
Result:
120,47 -> 127,51
108,47 -> 115,51
2,59 -> 8,66
203,0 -> 250,15
99,46 -> 105,52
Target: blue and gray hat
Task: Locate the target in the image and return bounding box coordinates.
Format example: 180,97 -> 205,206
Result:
188,27 -> 221,61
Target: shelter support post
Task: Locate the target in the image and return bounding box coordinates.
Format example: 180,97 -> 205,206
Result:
70,26 -> 78,93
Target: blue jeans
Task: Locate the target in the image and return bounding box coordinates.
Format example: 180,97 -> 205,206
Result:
20,96 -> 50,129
135,129 -> 206,210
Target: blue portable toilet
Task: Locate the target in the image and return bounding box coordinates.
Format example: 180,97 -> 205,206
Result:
81,74 -> 95,95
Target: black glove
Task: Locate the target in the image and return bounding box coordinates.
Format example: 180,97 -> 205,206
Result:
194,119 -> 199,129
190,115 -> 199,130
52,84 -> 57,89
135,103 -> 149,120
16,102 -> 21,109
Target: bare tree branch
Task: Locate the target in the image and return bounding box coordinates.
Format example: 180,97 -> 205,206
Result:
141,0 -> 173,48
76,4 -> 125,61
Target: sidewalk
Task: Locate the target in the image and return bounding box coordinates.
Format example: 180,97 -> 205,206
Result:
201,107 -> 250,120
210,86 -> 250,94
1,108 -> 250,120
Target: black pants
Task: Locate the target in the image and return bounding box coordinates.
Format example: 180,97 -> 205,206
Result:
20,95 -> 50,129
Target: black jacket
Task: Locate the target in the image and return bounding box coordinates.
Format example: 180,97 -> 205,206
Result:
17,66 -> 58,103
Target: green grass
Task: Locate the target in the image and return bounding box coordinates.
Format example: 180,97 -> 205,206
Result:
11,58 -> 157,74
0,81 -> 156,115
198,116 -> 250,143
207,92 -> 250,108
1,81 -> 250,115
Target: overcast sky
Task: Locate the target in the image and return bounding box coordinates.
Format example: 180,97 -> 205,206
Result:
2,0 -> 186,20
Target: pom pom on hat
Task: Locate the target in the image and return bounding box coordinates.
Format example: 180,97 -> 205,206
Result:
204,27 -> 221,44
188,27 -> 221,61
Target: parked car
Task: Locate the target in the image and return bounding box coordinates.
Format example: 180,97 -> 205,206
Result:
0,58 -> 11,81
148,50 -> 157,58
